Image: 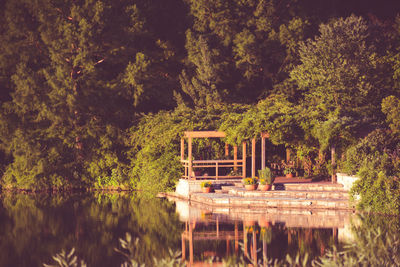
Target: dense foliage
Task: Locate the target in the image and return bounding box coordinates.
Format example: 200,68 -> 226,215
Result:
339,129 -> 400,214
0,0 -> 400,213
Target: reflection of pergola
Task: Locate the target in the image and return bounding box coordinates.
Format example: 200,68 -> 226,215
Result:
181,219 -> 272,265
181,219 -> 339,266
180,131 -> 270,179
181,220 -> 244,265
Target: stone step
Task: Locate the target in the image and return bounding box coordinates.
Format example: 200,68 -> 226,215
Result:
221,185 -> 237,191
214,185 -> 237,194
189,193 -> 354,210
228,188 -> 349,200
234,182 -> 346,192
214,189 -> 228,194
234,182 -> 244,188
277,183 -> 345,192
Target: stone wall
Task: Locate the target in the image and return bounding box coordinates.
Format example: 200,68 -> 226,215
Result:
337,173 -> 360,191
175,179 -> 202,198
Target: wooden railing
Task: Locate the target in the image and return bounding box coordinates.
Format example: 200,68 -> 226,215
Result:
181,159 -> 244,180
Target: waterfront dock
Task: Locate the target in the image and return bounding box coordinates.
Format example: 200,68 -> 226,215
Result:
163,176 -> 355,211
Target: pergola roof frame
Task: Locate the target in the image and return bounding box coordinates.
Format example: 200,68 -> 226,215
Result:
181,131 -> 270,180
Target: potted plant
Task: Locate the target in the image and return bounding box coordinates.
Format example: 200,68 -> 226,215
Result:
243,177 -> 258,190
258,167 -> 275,191
284,167 -> 295,178
201,181 -> 213,193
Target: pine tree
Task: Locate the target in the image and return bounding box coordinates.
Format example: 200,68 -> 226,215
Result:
0,0 -> 184,189
180,0 -> 308,103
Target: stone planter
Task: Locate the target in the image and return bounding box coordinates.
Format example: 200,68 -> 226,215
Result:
244,184 -> 257,191
202,187 -> 212,193
258,184 -> 272,191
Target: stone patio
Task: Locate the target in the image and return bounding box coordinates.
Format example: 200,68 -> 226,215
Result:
167,176 -> 356,211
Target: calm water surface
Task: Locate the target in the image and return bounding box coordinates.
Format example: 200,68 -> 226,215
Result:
0,192 -> 398,266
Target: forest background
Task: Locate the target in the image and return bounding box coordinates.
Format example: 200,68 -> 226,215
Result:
0,0 -> 400,213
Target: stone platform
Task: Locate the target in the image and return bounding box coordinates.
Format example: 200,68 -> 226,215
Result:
169,194 -> 356,229
169,177 -> 356,211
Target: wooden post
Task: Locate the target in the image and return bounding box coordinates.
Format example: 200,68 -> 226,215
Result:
252,138 -> 256,178
244,223 -> 248,258
252,230 -> 257,263
286,148 -> 291,163
189,221 -> 193,265
261,136 -> 266,170
333,227 -> 338,246
185,163 -> 188,178
234,221 -> 239,254
263,238 -> 267,265
216,161 -> 219,180
188,137 -> 193,180
242,142 -> 246,178
331,145 -> 336,183
225,143 -> 229,157
216,217 -> 219,238
234,146 -> 238,172
181,138 -> 184,161
182,233 -> 186,261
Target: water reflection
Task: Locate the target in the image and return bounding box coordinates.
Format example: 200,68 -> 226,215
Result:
180,218 -> 341,265
174,197 -> 354,265
0,192 -> 398,266
0,192 -> 183,267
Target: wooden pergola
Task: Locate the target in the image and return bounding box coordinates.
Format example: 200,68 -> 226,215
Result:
180,131 -> 270,180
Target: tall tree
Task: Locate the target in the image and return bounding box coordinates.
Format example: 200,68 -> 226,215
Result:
291,15 -> 395,179
180,0 -> 310,105
291,15 -> 392,120
0,0 -> 184,189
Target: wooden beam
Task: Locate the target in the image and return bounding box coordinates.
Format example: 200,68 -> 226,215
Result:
242,142 -> 246,178
252,138 -> 256,178
261,136 -> 266,170
184,131 -> 226,138
188,137 -> 193,179
225,143 -> 229,157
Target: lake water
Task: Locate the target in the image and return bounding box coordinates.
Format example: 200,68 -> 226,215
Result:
0,192 -> 397,266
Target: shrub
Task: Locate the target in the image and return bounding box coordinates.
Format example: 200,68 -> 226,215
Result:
200,181 -> 212,188
243,177 -> 258,185
340,129 -> 400,214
